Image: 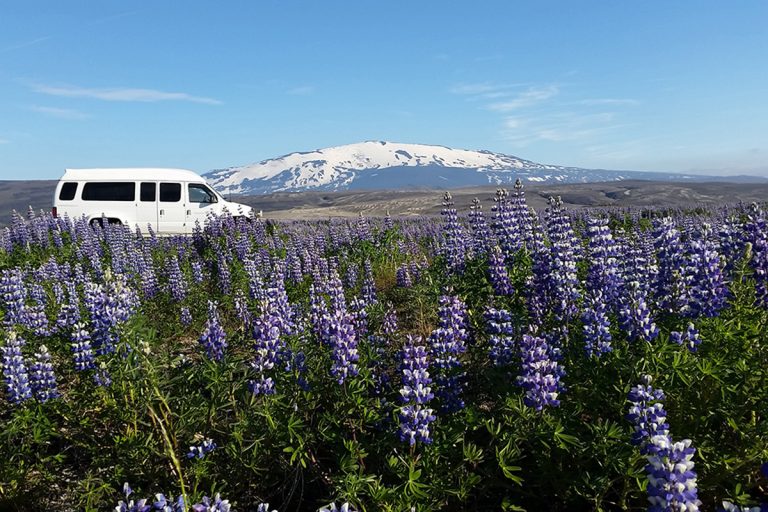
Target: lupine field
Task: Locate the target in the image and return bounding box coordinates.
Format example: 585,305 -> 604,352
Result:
1,181 -> 767,511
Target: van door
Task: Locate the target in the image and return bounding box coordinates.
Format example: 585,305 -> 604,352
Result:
158,182 -> 186,234
186,182 -> 219,229
135,182 -> 159,233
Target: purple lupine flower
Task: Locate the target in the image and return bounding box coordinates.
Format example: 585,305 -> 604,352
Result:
511,179 -> 534,249
491,188 -> 519,259
191,493 -> 231,512
165,255 -> 188,302
186,438 -> 217,459
484,307 -> 516,366
516,333 -> 565,411
349,297 -> 369,338
398,335 -> 436,446
582,290 -> 613,358
429,295 -> 468,413
115,482 -> 151,512
152,493 -> 186,512
670,322 -> 701,353
180,306 -> 192,327
395,264 -> 413,288
545,196 -> 581,322
440,192 -> 468,272
0,268 -> 26,327
653,217 -> 688,313
216,252 -> 232,296
250,308 -> 283,396
326,309 -> 359,385
355,212 -> 371,242
685,223 -> 728,318
199,301 -> 227,361
256,504 -> 278,512
626,375 -> 669,453
319,503 -> 356,512
585,215 -> 622,308
487,245 -> 514,296
28,345 -> 59,402
719,502 -> 765,512
190,260 -> 205,284
744,203 -> 768,307
627,375 -> 701,512
618,281 -> 659,343
94,363 -> 112,387
1,331 -> 32,404
468,197 -> 493,255
71,322 -> 97,372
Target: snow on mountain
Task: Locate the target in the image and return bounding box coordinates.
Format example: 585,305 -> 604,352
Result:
202,141 -> 735,194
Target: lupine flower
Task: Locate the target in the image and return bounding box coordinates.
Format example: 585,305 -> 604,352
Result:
582,290 -> 613,358
187,438 -> 217,459
115,482 -> 150,512
440,192 -> 468,272
468,197 -> 493,255
153,493 -> 186,512
516,333 -> 565,410
398,335 -> 436,446
199,301 -> 227,361
627,376 -> 701,512
395,264 -> 413,288
0,268 -> 26,327
180,307 -> 192,327
653,217 -> 688,313
165,255 -> 188,302
618,281 -> 659,343
429,295 -> 468,413
250,308 -> 283,396
491,188 -> 519,259
191,493 -> 230,512
670,322 -> 701,353
718,501 -> 766,512
585,215 -> 622,308
71,322 -> 97,372
544,197 -> 580,321
685,223 -> 728,318
484,307 -> 516,366
256,504 -> 278,512
319,503 -> 356,512
94,363 -> 112,387
1,331 -> 32,404
488,245 -> 514,296
326,309 -> 359,385
28,345 -> 59,402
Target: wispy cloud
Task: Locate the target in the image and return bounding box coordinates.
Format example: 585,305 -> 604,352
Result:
580,98 -> 639,106
286,85 -> 315,96
487,86 -> 559,112
0,138 -> 9,144
30,105 -> 90,120
0,36 -> 53,53
32,84 -> 222,105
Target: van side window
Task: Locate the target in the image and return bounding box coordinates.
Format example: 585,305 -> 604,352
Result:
82,182 -> 135,201
189,184 -> 217,204
160,183 -> 181,202
141,182 -> 156,202
58,182 -> 78,201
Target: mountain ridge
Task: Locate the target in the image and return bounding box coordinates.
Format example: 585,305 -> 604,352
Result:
203,141 -> 767,194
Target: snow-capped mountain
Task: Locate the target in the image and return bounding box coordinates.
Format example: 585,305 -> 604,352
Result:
202,141 -> 748,194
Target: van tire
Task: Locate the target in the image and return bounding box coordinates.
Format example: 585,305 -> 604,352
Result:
90,218 -> 123,228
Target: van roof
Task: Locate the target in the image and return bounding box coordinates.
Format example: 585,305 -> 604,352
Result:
62,168 -> 206,182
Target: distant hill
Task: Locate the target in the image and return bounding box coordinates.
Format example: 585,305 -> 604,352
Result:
204,141 -> 768,194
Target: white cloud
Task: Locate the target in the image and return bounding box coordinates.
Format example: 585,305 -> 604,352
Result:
487,85 -> 559,112
0,138 -> 9,144
30,105 -> 90,120
580,98 -> 639,106
32,84 -> 221,105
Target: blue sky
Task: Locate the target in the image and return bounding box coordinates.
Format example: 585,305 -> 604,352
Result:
1,1 -> 767,180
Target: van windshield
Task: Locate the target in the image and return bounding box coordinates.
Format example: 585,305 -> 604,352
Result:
189,183 -> 218,204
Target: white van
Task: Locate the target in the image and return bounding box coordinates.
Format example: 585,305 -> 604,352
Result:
52,168 -> 255,234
